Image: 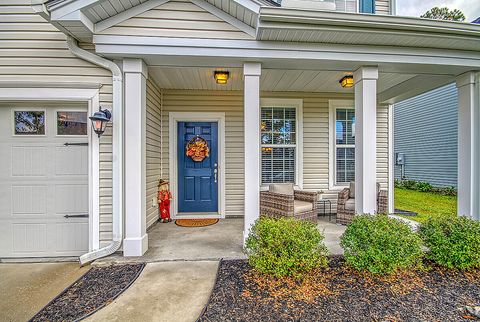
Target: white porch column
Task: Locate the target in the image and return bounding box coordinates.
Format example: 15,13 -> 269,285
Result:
123,58 -> 148,256
243,62 -> 261,242
457,72 -> 480,220
354,66 -> 378,214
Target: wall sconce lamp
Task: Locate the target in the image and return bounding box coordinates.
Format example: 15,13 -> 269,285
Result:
89,108 -> 111,138
339,75 -> 354,88
214,71 -> 230,85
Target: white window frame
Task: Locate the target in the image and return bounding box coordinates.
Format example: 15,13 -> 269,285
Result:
55,109 -> 89,137
11,108 -> 47,137
329,99 -> 355,190
260,98 -> 303,189
333,0 -> 360,13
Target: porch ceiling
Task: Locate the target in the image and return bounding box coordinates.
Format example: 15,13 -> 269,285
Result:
148,66 -> 417,93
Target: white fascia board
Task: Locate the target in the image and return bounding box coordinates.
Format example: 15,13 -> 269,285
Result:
258,7 -> 480,37
231,0 -> 261,13
378,75 -> 455,104
48,0 -> 101,20
190,0 -> 256,37
93,35 -> 480,69
95,0 -> 170,32
54,9 -> 95,33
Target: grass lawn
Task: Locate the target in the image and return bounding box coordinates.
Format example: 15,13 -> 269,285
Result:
394,188 -> 457,223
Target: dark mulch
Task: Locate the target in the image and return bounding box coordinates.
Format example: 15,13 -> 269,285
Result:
199,258 -> 480,322
30,263 -> 145,322
394,209 -> 418,217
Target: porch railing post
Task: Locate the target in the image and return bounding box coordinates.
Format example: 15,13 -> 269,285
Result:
354,66 -> 378,214
456,72 -> 480,220
123,58 -> 148,256
243,62 -> 262,242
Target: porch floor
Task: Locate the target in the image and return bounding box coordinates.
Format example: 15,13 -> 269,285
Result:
94,217 -> 345,265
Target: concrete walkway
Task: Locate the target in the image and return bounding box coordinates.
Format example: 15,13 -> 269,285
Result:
318,217 -> 346,255
86,261 -> 219,322
96,218 -> 245,264
0,262 -> 89,322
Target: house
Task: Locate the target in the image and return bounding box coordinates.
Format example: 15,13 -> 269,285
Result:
393,18 -> 480,189
0,0 -> 479,263
394,83 -> 458,188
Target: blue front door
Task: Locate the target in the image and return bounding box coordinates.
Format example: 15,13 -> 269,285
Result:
178,122 -> 218,213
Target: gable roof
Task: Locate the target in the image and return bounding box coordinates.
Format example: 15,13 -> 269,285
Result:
473,17 -> 480,24
41,0 -> 268,41
97,0 -> 255,39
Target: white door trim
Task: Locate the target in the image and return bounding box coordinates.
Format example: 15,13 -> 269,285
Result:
0,85 -> 101,252
168,112 -> 226,219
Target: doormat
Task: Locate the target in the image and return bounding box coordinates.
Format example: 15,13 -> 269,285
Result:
175,219 -> 219,227
29,263 -> 145,322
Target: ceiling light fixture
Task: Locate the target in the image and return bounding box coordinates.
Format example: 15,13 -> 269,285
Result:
214,71 -> 230,85
339,75 -> 354,88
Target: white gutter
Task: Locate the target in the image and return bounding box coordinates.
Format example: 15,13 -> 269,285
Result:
65,36 -> 124,266
258,7 -> 480,37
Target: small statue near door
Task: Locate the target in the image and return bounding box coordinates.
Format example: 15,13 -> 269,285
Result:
158,179 -> 172,223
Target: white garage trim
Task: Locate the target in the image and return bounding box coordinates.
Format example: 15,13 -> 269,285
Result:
0,83 -> 101,252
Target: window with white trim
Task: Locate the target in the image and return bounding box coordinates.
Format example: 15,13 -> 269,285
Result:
261,106 -> 297,184
334,0 -> 358,13
335,108 -> 355,184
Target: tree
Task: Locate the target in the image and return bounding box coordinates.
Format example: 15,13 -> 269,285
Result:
421,7 -> 466,22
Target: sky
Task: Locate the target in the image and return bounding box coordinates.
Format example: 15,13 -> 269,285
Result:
396,0 -> 480,21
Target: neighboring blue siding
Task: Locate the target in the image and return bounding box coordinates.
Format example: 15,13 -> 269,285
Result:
394,84 -> 458,187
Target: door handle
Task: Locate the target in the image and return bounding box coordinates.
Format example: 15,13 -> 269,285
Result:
64,214 -> 89,218
214,163 -> 218,183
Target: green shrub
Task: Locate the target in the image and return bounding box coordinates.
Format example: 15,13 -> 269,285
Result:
394,179 -> 403,188
419,216 -> 480,269
402,180 -> 418,190
245,217 -> 328,278
433,186 -> 457,196
416,181 -> 433,192
340,215 -> 424,274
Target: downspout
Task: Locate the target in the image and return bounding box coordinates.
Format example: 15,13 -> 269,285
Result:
65,36 -> 124,265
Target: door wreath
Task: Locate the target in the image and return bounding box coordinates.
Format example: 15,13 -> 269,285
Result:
186,135 -> 209,162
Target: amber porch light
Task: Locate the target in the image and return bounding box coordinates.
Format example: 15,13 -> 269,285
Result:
339,75 -> 354,88
214,71 -> 230,85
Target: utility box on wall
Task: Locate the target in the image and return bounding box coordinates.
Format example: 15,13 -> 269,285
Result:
395,153 -> 405,166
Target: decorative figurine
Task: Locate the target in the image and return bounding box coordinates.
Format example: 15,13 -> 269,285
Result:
158,179 -> 172,223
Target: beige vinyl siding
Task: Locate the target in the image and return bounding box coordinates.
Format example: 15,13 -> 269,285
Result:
0,0 -> 113,247
375,0 -> 391,15
146,78 -> 163,228
99,0 -> 253,40
160,90 -> 390,216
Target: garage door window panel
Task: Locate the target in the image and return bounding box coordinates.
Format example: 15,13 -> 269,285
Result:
14,111 -> 45,135
57,111 -> 88,136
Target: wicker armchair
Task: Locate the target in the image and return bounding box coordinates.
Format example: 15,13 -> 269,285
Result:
336,182 -> 389,225
260,184 -> 318,223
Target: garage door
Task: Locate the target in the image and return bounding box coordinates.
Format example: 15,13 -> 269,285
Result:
0,103 -> 89,258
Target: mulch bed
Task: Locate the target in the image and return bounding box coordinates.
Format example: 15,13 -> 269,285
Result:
30,263 -> 145,322
198,258 -> 480,321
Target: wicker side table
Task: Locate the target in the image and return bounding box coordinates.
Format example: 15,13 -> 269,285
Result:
316,191 -> 332,221
317,200 -> 332,221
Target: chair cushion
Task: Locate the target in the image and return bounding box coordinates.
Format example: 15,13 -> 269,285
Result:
269,183 -> 294,196
344,199 -> 355,211
349,181 -> 355,198
294,200 -> 313,213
